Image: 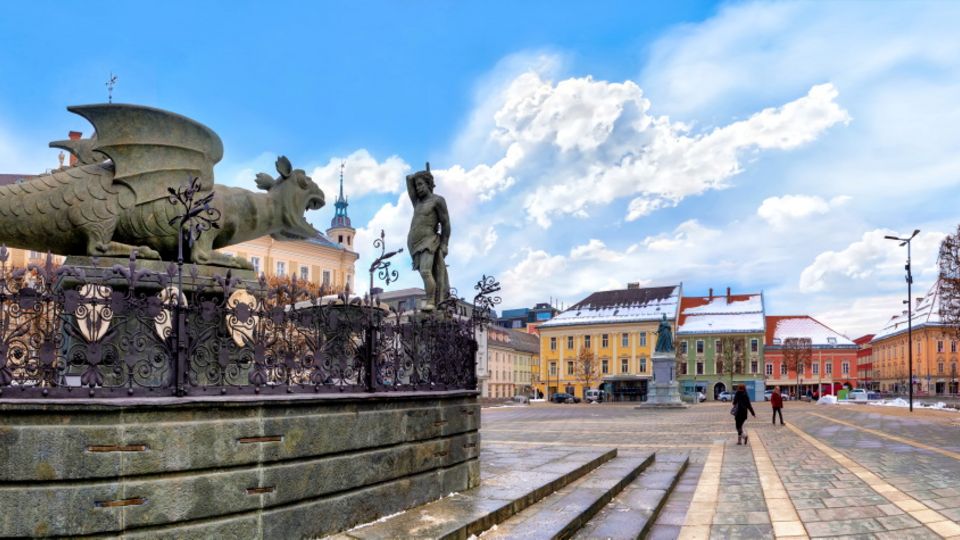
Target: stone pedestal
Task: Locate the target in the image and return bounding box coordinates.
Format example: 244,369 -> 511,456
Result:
637,351 -> 687,409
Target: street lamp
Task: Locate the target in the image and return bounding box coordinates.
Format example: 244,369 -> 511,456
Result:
885,229 -> 920,412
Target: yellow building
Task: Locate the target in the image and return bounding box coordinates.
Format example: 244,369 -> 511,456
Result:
536,283 -> 681,401
872,280 -> 960,395
486,326 -> 539,399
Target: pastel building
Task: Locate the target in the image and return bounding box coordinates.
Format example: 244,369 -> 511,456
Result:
486,327 -> 540,399
871,281 -> 960,395
764,316 -> 858,396
676,289 -> 766,400
536,283 -> 681,402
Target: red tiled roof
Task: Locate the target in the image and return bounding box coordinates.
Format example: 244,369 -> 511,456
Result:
0,173 -> 34,186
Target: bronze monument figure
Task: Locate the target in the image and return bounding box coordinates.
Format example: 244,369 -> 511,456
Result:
406,163 -> 450,311
654,313 -> 674,353
0,104 -> 324,269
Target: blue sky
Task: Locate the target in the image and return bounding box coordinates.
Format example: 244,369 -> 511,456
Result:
2,1 -> 959,337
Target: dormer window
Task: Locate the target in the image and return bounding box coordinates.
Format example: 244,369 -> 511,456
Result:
773,338 -> 782,345
827,337 -> 837,344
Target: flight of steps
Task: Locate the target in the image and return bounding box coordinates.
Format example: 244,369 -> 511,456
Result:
331,448 -> 689,540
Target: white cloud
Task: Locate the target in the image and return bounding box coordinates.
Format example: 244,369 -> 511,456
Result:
570,239 -> 623,262
499,76 -> 850,227
310,149 -> 410,200
799,229 -> 945,293
641,220 -> 720,252
757,194 -> 851,228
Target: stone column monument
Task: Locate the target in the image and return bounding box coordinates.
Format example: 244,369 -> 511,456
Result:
639,314 -> 687,408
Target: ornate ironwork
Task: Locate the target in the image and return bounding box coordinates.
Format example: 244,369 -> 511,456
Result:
0,251 -> 482,399
369,229 -> 403,297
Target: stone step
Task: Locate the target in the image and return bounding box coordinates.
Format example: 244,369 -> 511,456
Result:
331,447 -> 618,540
480,452 -> 656,540
571,453 -> 689,540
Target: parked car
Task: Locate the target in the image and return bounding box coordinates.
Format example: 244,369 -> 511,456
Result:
697,391 -> 706,403
585,389 -> 604,403
551,392 -> 580,404
763,390 -> 773,401
510,395 -> 530,404
847,389 -> 868,401
717,391 -> 733,402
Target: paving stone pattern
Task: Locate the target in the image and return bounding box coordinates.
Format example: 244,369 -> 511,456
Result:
480,401 -> 960,540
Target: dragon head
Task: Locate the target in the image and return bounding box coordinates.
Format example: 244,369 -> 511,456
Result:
255,156 -> 325,241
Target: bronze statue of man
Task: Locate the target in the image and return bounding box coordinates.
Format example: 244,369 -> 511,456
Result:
406,163 -> 450,311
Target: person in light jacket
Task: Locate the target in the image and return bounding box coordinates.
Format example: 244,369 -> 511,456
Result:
733,384 -> 756,445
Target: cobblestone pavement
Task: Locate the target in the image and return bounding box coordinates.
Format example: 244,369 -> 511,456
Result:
480,401 -> 960,539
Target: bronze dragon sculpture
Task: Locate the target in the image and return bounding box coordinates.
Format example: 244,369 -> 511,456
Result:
0,104 -> 325,270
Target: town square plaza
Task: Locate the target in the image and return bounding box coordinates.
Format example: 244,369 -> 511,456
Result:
336,400 -> 960,539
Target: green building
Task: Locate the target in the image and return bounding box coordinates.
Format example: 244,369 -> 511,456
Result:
677,289 -> 766,400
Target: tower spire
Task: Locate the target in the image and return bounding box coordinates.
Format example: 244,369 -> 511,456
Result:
331,160 -> 351,228
338,160 -> 346,203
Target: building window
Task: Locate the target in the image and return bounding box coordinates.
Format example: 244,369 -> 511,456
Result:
696,361 -> 704,375
938,340 -> 944,353
567,361 -> 574,375
638,332 -> 646,347
825,363 -> 833,375
680,341 -> 688,354
550,337 -> 557,351
622,333 -> 629,347
716,361 -> 724,375
827,337 -> 837,344
602,359 -> 609,374
300,265 -> 309,281
751,339 -> 759,353
602,334 -> 609,348
773,338 -> 781,345
276,261 -> 286,277
621,358 -> 629,373
696,340 -> 704,354
842,362 -> 849,374
938,362 -> 944,374
640,357 -> 647,372
28,250 -> 40,259
567,336 -> 574,349
812,363 -> 819,375
549,362 -> 557,376
751,360 -> 758,374
715,340 -> 722,354
250,256 -> 261,275
322,270 -> 331,287
780,363 -> 787,375
765,363 -> 773,376
584,335 -> 591,349
952,341 -> 957,353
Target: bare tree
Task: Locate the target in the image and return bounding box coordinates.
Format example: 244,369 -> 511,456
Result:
939,225 -> 960,336
575,346 -> 599,395
719,336 -> 746,390
782,337 -> 813,396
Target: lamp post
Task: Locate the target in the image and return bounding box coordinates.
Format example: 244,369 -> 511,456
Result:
885,229 -> 920,412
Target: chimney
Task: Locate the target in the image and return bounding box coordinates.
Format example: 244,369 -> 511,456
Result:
726,287 -> 731,300
68,131 -> 82,166
708,288 -> 713,299
627,282 -> 640,290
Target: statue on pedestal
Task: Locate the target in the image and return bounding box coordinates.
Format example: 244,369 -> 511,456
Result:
406,163 -> 450,311
654,313 -> 674,353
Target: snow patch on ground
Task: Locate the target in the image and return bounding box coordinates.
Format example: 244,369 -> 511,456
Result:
866,398 -> 959,411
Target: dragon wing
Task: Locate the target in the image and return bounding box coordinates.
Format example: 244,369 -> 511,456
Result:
61,104 -> 224,205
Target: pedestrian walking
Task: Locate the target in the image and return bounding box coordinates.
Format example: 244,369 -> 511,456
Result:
771,386 -> 784,426
731,384 -> 756,445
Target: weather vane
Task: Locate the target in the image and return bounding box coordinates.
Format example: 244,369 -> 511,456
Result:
105,72 -> 118,103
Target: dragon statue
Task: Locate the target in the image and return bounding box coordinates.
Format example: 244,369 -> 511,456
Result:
0,104 -> 325,270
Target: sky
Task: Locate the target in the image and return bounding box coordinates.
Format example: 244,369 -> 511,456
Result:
1,1 -> 959,338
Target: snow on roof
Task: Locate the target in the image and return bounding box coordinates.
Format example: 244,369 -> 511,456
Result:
677,293 -> 765,335
872,281 -> 944,342
765,316 -> 856,348
539,285 -> 680,328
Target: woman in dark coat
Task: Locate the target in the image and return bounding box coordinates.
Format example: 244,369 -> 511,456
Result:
732,384 -> 756,445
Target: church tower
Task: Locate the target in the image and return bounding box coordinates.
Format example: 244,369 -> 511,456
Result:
326,162 -> 355,250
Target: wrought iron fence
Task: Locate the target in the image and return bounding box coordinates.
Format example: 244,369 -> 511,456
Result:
0,248 -> 495,399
